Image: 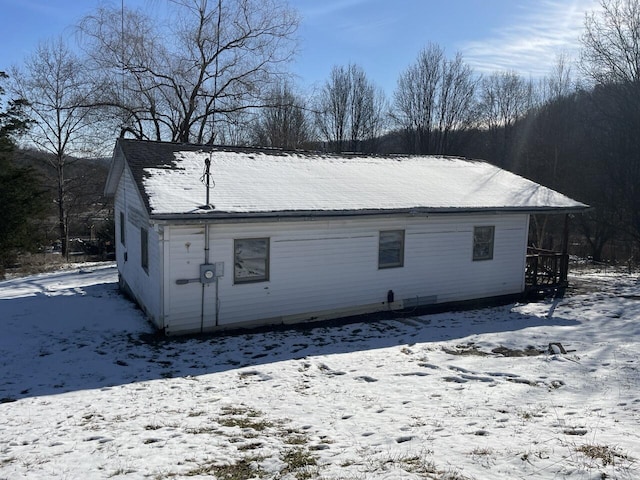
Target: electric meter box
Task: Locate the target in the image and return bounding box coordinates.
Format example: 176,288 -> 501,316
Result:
200,263 -> 224,283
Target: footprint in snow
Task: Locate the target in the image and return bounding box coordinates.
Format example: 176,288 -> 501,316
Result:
459,373 -> 495,383
417,362 -> 440,369
443,376 -> 467,383
486,371 -> 520,378
238,370 -> 272,381
505,377 -> 539,386
396,435 -> 414,443
317,363 -> 347,376
448,365 -> 474,374
309,443 -> 330,451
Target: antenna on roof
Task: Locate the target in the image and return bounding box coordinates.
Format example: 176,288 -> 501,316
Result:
199,152 -> 215,210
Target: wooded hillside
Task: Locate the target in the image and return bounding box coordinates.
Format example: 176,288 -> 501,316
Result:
2,0 -> 639,272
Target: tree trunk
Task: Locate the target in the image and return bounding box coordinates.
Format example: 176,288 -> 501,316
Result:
57,161 -> 67,259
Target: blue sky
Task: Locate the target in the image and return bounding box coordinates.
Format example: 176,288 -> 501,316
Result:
1,0 -> 599,95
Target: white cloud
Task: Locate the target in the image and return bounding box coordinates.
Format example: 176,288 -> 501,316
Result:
294,0 -> 370,21
460,0 -> 601,77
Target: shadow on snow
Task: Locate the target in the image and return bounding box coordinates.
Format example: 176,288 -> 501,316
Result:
0,277 -> 579,402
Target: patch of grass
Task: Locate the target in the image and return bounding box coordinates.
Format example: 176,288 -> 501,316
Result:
218,416 -> 273,431
469,446 -> 495,468
221,405 -> 261,417
184,426 -> 219,435
281,448 -> 318,480
182,456 -> 266,479
400,453 -> 437,476
285,433 -> 309,445
218,405 -> 273,431
517,406 -> 545,421
436,469 -> 473,480
470,447 -> 493,456
237,442 -> 263,451
356,450 -> 472,480
576,444 -> 631,466
108,467 -> 136,477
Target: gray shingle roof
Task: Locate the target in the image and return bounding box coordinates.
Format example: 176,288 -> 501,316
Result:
108,138 -> 588,220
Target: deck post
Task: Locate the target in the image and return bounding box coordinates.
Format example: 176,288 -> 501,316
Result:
560,214 -> 570,284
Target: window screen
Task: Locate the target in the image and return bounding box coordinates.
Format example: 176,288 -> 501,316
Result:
379,230 -> 405,268
234,238 -> 270,283
473,226 -> 494,261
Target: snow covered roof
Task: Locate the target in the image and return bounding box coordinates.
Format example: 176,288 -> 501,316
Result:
109,139 -> 587,219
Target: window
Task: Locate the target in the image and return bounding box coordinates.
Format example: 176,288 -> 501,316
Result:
473,226 -> 494,261
379,230 -> 404,269
120,212 -> 126,246
141,227 -> 149,272
234,238 -> 269,283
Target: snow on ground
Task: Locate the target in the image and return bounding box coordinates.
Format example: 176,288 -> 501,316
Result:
0,263 -> 639,480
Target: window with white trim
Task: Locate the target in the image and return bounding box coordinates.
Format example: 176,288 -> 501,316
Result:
378,230 -> 405,269
234,238 -> 270,283
473,226 -> 494,261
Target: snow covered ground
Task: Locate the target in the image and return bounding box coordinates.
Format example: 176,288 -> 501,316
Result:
0,263 -> 638,479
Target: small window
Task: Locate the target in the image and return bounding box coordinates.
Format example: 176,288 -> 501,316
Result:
473,226 -> 495,261
379,230 -> 405,269
141,227 -> 149,272
234,238 -> 269,283
120,212 -> 126,246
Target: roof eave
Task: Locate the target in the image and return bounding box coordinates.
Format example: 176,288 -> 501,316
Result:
148,204 -> 590,224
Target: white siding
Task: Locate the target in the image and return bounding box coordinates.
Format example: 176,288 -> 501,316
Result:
114,166 -> 162,327
163,226 -> 207,334
162,213 -> 529,334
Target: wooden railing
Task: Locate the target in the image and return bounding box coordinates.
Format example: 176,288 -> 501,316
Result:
526,248 -> 569,288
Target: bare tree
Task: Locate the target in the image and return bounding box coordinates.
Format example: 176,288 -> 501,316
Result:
315,65 -> 349,152
392,43 -> 476,155
580,0 -> 640,248
581,0 -> 640,84
216,107 -> 253,146
78,0 -> 299,143
540,53 -> 575,102
315,64 -> 387,153
10,38 -> 98,258
253,81 -> 311,149
478,71 -> 533,166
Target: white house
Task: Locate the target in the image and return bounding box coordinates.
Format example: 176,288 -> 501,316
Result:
104,138 -> 587,335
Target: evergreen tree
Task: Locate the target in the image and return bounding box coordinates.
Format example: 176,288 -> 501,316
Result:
0,72 -> 45,277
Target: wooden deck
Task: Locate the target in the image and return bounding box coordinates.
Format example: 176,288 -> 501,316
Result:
525,247 -> 569,290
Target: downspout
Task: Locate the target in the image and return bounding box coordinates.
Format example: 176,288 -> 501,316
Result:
215,274 -> 219,327
201,221 -> 209,333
